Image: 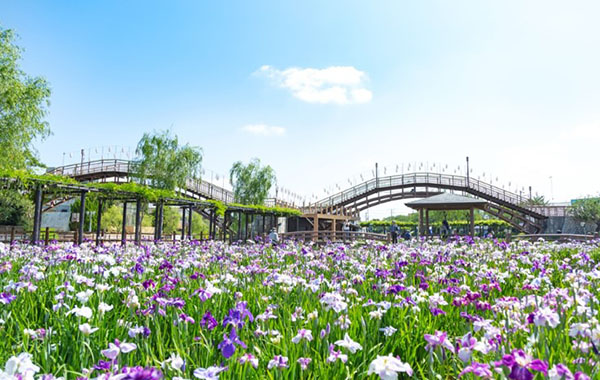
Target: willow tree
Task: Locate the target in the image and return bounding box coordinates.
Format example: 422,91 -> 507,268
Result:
0,27 -> 51,170
133,130 -> 203,190
229,158 -> 276,205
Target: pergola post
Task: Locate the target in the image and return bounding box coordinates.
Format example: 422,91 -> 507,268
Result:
121,202 -> 128,246
313,215 -> 319,241
188,206 -> 193,239
425,209 -> 430,237
208,209 -> 214,240
157,202 -> 164,240
78,191 -> 86,245
134,198 -> 142,245
244,212 -> 249,241
153,203 -> 159,240
237,212 -> 242,241
470,207 -> 475,237
418,209 -> 424,237
32,185 -> 43,244
95,199 -> 103,246
181,207 -> 186,240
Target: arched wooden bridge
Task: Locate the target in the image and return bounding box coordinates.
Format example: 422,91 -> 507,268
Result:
301,173 -> 550,234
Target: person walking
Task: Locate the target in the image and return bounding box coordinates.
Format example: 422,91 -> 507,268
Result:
268,227 -> 279,246
390,221 -> 399,244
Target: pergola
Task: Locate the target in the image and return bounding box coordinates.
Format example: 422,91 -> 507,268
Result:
405,193 -> 488,237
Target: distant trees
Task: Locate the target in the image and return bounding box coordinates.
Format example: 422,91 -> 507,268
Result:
0,27 -> 51,171
571,197 -> 600,233
133,130 -> 203,191
0,190 -> 33,228
229,158 -> 276,205
521,195 -> 549,207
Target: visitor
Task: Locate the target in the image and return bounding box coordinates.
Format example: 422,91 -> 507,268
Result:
402,229 -> 411,240
390,221 -> 399,244
342,221 -> 350,240
442,218 -> 450,238
268,227 -> 279,246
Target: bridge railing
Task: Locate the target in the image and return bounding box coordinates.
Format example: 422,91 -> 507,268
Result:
280,230 -> 388,243
49,159 -> 236,204
311,172 -> 531,212
49,159 -> 132,177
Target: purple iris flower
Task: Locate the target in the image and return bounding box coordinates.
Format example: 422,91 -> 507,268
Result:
459,362 -> 493,378
222,301 -> 254,329
0,292 -> 16,304
201,311 -> 218,330
494,349 -> 548,380
217,328 -> 247,358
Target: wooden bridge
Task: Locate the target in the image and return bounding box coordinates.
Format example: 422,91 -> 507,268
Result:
301,173 -> 555,234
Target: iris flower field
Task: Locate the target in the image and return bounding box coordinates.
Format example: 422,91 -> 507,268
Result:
0,237 -> 598,379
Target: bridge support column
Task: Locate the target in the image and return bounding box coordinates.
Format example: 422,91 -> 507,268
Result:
32,185 -> 43,244
122,202 -> 128,245
96,199 -> 103,246
470,207 -> 475,237
425,209 -> 430,238
418,209 -> 424,237
78,191 -> 86,245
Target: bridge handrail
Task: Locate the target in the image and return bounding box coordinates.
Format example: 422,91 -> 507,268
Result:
49,159 -> 236,203
310,172 -> 534,213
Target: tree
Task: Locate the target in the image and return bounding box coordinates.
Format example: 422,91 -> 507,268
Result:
0,27 -> 51,170
0,190 -> 33,228
521,195 -> 549,207
570,197 -> 600,233
133,130 -> 202,190
229,158 -> 276,205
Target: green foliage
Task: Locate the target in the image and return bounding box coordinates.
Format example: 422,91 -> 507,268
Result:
521,195 -> 549,207
132,130 -> 202,190
229,158 -> 276,205
229,203 -> 301,217
360,219 -> 510,228
0,189 -> 33,228
0,27 -> 51,170
158,206 -> 181,235
570,196 -> 600,232
101,204 -> 123,233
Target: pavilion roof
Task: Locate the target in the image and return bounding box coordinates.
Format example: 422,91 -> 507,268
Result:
405,192 -> 487,210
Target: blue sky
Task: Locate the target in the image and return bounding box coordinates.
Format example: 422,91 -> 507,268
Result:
3,1 -> 600,217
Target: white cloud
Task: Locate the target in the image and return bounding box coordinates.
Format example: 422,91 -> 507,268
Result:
241,124 -> 286,136
256,65 -> 372,105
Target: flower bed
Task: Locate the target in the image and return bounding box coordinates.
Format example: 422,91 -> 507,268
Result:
0,237 -> 598,379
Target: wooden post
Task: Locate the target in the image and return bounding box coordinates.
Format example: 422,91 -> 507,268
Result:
32,185 -> 43,244
96,199 -> 103,246
237,212 -> 242,241
78,191 -> 86,245
121,202 -> 128,246
425,209 -> 430,238
157,202 -> 164,240
418,209 -> 424,237
181,207 -> 186,241
188,206 -> 193,239
44,227 -> 50,245
10,226 -> 15,244
135,198 -> 142,245
244,212 -> 249,241
208,209 -> 214,240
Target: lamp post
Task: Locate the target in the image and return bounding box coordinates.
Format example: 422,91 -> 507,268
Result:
466,156 -> 470,187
